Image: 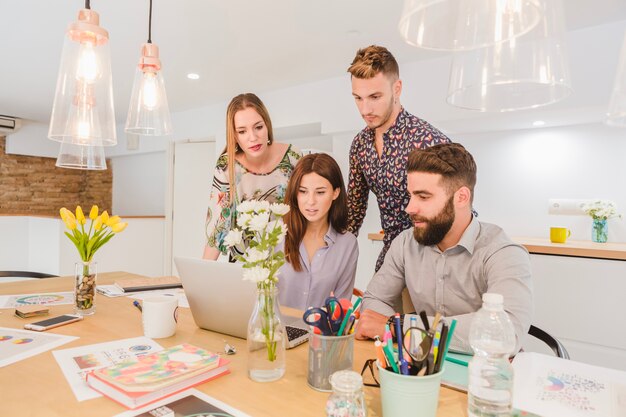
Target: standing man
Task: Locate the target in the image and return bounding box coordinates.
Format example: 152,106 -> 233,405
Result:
347,45 -> 451,272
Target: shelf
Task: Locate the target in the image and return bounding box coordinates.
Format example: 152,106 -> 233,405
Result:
513,237 -> 626,261
367,233 -> 626,261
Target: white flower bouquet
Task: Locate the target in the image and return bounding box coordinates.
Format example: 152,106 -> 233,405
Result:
581,200 -> 620,220
224,200 -> 289,289
224,200 -> 289,365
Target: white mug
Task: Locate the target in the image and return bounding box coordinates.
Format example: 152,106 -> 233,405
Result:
142,296 -> 178,338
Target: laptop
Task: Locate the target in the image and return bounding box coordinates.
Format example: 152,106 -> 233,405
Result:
174,256 -> 309,349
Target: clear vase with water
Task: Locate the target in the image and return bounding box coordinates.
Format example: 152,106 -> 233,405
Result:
247,286 -> 286,382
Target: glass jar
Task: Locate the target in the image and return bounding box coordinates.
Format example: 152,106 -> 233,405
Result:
326,370 -> 367,417
75,261 -> 97,316
592,218 -> 608,243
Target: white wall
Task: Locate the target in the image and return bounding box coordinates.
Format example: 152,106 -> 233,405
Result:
0,217 -> 30,271
461,123 -> 626,242
0,217 -> 165,277
111,152 -> 167,216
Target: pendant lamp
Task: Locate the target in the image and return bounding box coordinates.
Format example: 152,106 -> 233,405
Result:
446,0 -> 572,112
48,0 -> 116,147
605,32 -> 626,127
398,0 -> 544,51
125,0 -> 172,136
55,141 -> 107,170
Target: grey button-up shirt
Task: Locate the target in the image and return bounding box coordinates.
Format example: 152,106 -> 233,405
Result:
363,217 -> 532,353
278,225 -> 359,310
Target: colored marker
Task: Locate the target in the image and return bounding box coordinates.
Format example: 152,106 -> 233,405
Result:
132,300 -> 142,313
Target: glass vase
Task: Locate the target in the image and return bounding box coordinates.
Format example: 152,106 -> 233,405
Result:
75,261 -> 97,316
247,285 -> 286,382
592,218 -> 608,243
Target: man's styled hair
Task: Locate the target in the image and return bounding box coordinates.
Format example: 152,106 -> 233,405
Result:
347,45 -> 400,80
407,143 -> 477,203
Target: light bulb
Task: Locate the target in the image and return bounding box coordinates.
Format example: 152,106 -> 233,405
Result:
77,42 -> 99,83
141,72 -> 159,109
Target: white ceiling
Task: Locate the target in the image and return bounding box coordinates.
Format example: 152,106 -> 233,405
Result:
1,0 -> 626,128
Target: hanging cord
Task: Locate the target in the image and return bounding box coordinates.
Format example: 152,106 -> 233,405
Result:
147,0 -> 153,43
85,0 -> 90,9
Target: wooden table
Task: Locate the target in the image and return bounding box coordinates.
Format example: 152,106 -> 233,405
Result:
0,272 -> 468,416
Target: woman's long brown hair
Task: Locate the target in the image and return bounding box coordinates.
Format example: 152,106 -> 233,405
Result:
283,153 -> 348,272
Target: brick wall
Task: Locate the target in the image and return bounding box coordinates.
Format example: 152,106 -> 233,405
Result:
0,136 -> 112,216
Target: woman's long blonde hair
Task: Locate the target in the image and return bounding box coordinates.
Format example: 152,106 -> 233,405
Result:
224,93 -> 275,202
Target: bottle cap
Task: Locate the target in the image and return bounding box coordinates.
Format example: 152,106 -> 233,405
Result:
330,370 -> 363,392
482,293 -> 503,305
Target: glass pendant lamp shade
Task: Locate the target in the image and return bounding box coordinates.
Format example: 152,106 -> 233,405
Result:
48,8 -> 116,146
605,32 -> 626,127
446,0 -> 572,112
398,0 -> 544,51
125,43 -> 172,136
55,141 -> 106,170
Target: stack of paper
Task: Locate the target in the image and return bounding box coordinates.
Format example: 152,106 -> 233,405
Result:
512,352 -> 626,417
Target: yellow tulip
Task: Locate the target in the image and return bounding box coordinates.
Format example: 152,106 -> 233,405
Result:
59,207 -> 69,222
100,210 -> 109,226
75,206 -> 86,225
89,205 -> 99,220
93,216 -> 103,231
111,222 -> 128,233
106,215 -> 121,227
66,216 -> 77,230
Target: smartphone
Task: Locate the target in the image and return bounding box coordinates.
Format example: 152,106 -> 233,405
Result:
24,314 -> 83,331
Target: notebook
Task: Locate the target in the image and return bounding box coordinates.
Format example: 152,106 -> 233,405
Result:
87,343 -> 229,409
174,256 -> 309,349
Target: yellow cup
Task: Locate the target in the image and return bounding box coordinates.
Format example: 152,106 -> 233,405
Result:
550,227 -> 571,243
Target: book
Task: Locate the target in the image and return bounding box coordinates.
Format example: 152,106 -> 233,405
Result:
87,343 -> 230,409
14,305 -> 49,318
114,276 -> 183,293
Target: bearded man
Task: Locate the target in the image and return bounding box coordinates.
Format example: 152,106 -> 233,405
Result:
355,143 -> 533,353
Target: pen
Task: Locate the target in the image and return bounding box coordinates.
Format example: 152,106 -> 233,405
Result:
434,322 -> 448,373
394,313 -> 409,375
337,307 -> 353,336
442,319 -> 457,362
375,340 -> 388,368
445,356 -> 469,367
382,341 -> 399,373
132,300 -> 142,313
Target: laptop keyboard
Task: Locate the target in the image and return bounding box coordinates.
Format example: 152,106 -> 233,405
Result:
286,326 -> 309,341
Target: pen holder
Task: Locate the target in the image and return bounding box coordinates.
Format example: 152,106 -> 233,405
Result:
307,332 -> 354,392
377,361 -> 444,417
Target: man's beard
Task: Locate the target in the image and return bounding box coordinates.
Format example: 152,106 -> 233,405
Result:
412,195 -> 455,246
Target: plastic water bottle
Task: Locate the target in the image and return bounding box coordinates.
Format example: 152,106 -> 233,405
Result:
468,293 -> 516,417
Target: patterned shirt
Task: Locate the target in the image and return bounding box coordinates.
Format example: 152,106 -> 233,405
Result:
205,144 -> 301,259
347,108 -> 451,271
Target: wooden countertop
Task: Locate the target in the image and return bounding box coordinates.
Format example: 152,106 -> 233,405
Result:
0,273 -> 468,417
367,233 -> 626,261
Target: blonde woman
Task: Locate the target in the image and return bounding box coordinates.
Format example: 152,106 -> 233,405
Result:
203,93 -> 301,261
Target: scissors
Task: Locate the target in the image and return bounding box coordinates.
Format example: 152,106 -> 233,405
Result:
302,296 -> 346,335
